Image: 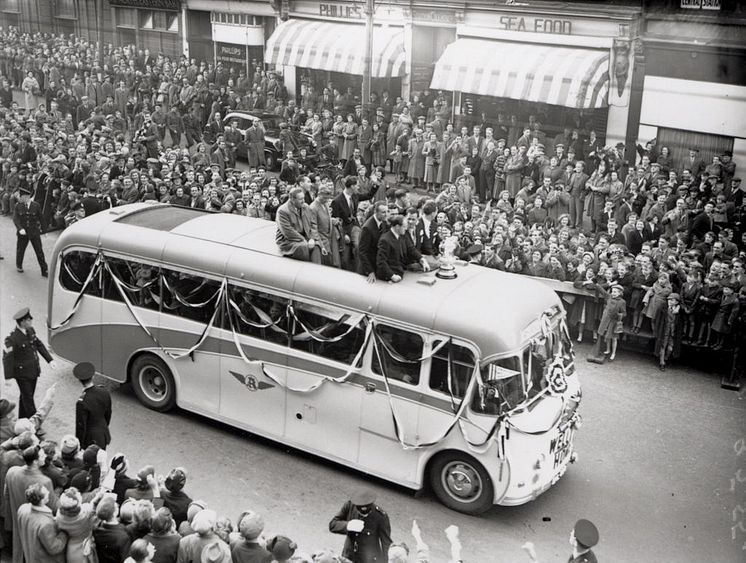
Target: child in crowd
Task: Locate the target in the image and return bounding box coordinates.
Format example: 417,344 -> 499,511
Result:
654,292 -> 684,371
695,274 -> 723,346
629,259 -> 656,333
597,282 -> 626,361
389,144 -> 403,183
711,282 -> 740,350
643,271 -> 672,333
680,269 -> 702,342
572,268 -> 602,343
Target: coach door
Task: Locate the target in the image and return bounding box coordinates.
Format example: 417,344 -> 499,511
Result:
218,284 -> 289,440
52,249 -> 103,372
156,266 -> 223,414
284,300 -> 366,463
358,323 -> 426,485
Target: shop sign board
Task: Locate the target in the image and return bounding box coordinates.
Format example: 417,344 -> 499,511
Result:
216,43 -> 246,66
463,10 -> 629,38
681,0 -> 721,9
318,2 -> 363,19
293,0 -> 404,23
109,0 -> 180,9
411,63 -> 434,94
406,8 -> 464,25
497,15 -> 573,35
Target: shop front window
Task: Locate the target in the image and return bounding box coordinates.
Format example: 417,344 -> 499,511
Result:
116,7 -> 136,28
55,0 -> 76,19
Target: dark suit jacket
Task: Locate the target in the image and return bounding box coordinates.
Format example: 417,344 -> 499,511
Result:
415,218 -> 437,255
331,190 -> 374,233
93,522 -> 131,563
376,231 -> 422,281
686,156 -> 705,180
357,216 -> 386,276
331,192 -> 357,233
568,172 -> 590,198
690,211 -> 716,241
75,385 -> 112,448
343,156 -> 366,177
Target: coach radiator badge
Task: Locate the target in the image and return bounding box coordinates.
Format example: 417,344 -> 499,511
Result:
229,370 -> 274,391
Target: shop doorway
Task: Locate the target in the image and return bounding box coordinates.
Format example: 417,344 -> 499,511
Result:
656,127 -> 733,171
455,94 -> 609,151
296,68 -> 402,106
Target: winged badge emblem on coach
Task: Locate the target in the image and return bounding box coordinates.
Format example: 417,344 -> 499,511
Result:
229,370 -> 274,392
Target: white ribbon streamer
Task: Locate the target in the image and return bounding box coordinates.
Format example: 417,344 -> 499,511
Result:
48,254 -> 103,331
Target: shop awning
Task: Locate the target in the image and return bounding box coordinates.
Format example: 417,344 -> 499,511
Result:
264,19 -> 406,78
430,38 -> 610,109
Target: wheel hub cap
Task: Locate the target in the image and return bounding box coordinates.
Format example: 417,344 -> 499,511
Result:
444,463 -> 480,500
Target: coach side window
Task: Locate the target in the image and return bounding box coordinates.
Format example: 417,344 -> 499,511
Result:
290,301 -> 366,365
225,285 -> 289,346
371,324 -> 423,385
104,257 -> 161,312
161,268 -> 221,324
59,250 -> 100,296
429,341 -> 475,401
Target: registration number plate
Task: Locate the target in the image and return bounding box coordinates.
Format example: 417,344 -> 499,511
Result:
549,428 -> 573,469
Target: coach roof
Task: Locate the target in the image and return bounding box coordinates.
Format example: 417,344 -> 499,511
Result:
55,204 -> 560,355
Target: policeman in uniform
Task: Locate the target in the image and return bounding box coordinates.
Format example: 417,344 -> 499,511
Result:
74,362 -> 112,449
2,308 -> 57,417
329,489 -> 391,563
568,519 -> 599,563
13,185 -> 48,276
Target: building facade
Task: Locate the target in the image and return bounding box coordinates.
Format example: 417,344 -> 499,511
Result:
2,0 -> 744,158
634,0 -> 746,169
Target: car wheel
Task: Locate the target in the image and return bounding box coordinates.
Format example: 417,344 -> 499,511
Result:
130,354 -> 176,412
429,451 -> 494,514
265,152 -> 276,171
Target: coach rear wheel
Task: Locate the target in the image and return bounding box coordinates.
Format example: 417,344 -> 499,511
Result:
430,452 -> 494,514
130,355 -> 176,412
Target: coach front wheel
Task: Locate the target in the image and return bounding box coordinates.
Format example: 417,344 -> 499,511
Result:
430,452 -> 494,514
130,355 -> 176,412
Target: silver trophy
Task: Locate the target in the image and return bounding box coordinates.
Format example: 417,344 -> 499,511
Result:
436,235 -> 458,280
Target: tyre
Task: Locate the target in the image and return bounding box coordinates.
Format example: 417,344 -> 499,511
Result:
265,151 -> 276,171
130,354 -> 176,412
429,451 -> 494,514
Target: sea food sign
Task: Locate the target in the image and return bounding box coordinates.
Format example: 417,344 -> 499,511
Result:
498,14 -> 573,35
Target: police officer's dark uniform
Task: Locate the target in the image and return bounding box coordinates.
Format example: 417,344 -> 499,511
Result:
74,362 -> 112,449
329,489 -> 391,563
13,186 -> 48,276
568,519 -> 599,563
2,308 -> 54,418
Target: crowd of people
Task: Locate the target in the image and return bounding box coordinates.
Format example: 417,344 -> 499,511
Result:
1,28 -> 745,374
0,362 -> 479,563
1,20 -> 746,364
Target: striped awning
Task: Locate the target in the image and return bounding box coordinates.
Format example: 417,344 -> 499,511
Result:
264,19 -> 406,78
430,39 -> 610,109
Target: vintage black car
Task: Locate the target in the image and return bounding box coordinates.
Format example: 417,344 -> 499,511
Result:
223,111 -> 316,171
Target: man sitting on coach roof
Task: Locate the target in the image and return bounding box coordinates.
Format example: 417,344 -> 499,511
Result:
376,215 -> 431,283
275,186 -> 322,263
